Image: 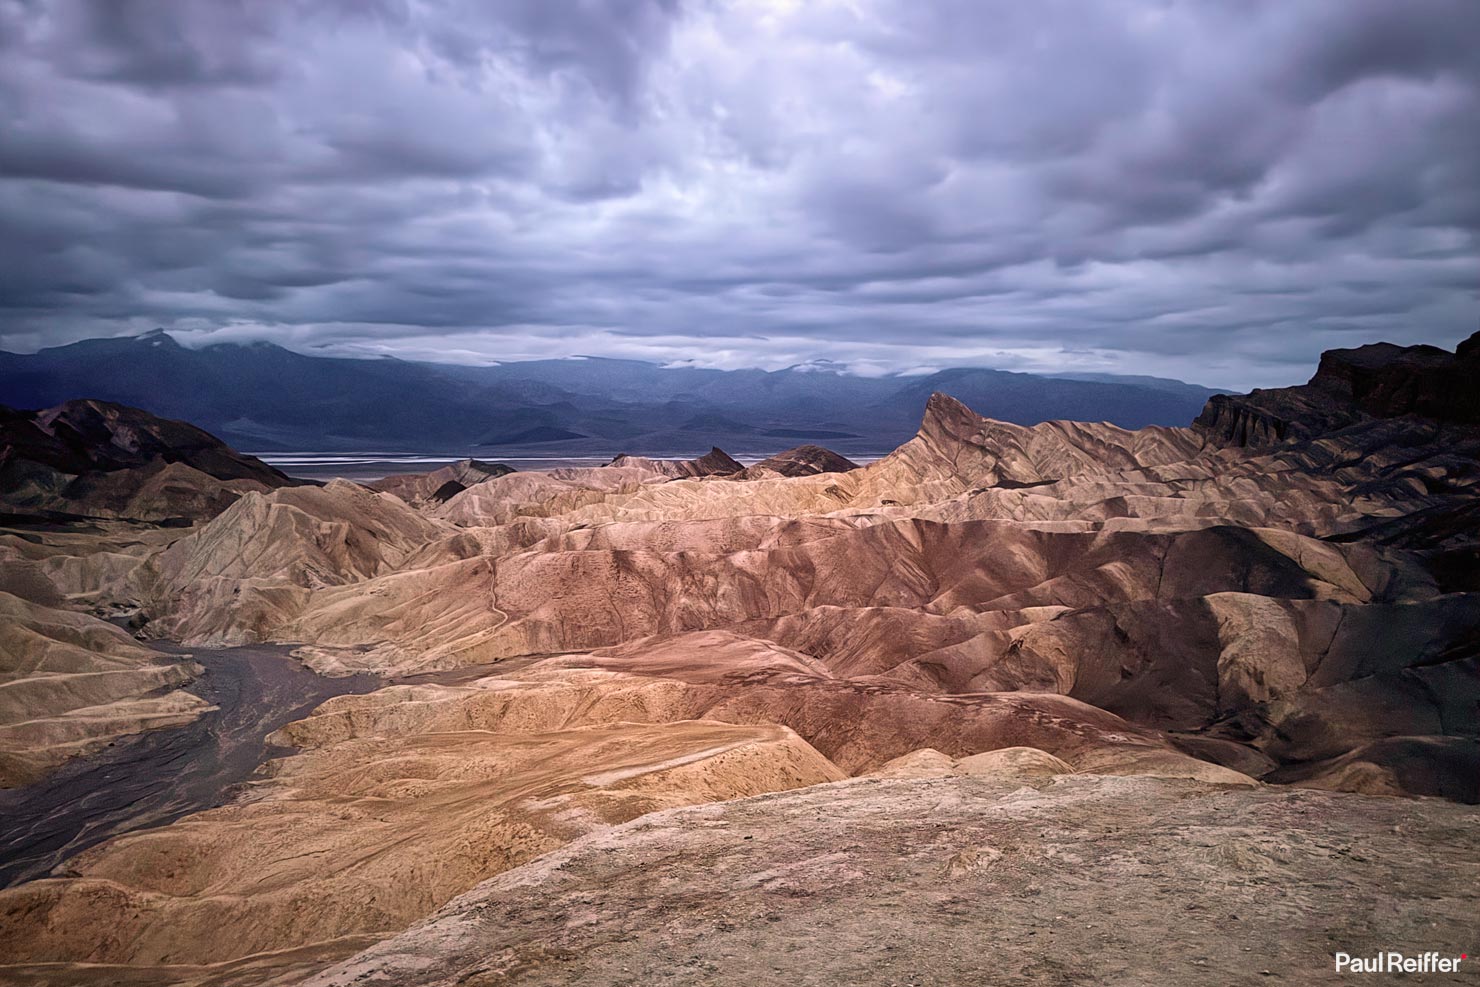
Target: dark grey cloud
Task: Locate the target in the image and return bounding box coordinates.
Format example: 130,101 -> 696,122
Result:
1,0 -> 1477,389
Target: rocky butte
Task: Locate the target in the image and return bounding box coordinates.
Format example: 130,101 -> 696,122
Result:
0,334 -> 1475,986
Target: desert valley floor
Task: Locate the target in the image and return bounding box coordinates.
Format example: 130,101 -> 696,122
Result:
0,336 -> 1477,986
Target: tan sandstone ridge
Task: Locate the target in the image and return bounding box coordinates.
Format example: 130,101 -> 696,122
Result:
0,705 -> 841,982
0,334 -> 1476,986
0,593 -> 206,787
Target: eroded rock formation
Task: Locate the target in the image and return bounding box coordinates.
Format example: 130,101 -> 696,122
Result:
368,458 -> 516,506
606,446 -> 745,478
0,399 -> 296,522
0,593 -> 205,787
739,444 -> 860,479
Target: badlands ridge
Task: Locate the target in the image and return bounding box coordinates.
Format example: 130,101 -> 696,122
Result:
0,335 -> 1477,985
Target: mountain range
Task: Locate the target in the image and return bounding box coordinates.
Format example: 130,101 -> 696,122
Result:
0,330 -> 1224,454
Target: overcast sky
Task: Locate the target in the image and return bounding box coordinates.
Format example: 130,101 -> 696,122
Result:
1,0 -> 1477,389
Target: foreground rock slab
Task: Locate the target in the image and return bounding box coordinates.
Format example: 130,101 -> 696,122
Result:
306,775 -> 1480,987
0,713 -> 841,984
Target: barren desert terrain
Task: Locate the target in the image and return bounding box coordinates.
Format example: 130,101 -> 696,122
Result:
0,335 -> 1477,985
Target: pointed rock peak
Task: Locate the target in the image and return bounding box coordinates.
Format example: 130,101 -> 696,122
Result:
748,445 -> 859,477
923,391 -> 975,419
695,447 -> 745,475
606,448 -> 742,478
920,392 -> 984,437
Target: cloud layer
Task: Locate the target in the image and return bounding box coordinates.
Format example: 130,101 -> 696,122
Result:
2,0 -> 1477,388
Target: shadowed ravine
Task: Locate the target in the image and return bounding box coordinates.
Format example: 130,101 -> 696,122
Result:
0,643 -> 380,889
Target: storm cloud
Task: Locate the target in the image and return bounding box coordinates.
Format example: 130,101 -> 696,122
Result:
1,0 -> 1477,388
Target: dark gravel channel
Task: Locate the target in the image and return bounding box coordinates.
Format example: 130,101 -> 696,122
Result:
0,643 -> 380,888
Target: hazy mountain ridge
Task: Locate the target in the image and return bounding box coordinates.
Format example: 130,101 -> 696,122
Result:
0,331 -> 1225,453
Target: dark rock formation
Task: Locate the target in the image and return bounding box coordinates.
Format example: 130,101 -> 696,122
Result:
605,446 -> 744,478
1196,330 -> 1480,447
369,459 -> 517,506
0,399 -> 296,520
1312,336 -> 1480,424
741,444 -> 860,478
2,400 -> 290,485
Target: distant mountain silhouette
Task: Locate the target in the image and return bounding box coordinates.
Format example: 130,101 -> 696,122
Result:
0,331 -> 1225,453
